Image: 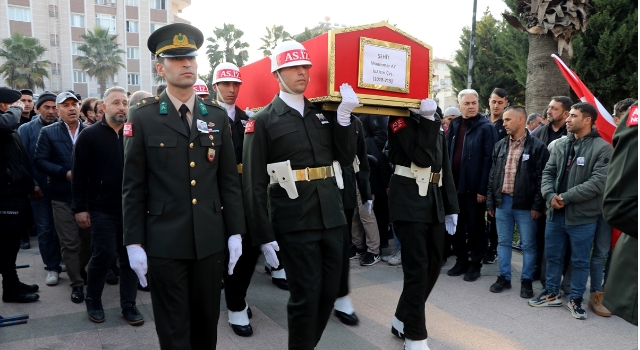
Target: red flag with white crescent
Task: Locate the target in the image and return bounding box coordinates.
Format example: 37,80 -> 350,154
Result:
551,54 -> 616,144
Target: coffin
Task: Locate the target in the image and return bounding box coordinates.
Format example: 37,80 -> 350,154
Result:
236,22 -> 433,117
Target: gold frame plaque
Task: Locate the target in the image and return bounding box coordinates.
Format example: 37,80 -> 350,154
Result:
357,37 -> 411,94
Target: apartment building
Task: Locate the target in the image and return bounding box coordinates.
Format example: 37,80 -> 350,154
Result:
432,57 -> 457,110
1,0 -> 191,97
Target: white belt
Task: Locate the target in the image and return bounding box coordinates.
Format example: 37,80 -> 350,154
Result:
394,163 -> 442,196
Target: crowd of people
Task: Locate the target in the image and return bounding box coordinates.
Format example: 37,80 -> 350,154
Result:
0,22 -> 636,350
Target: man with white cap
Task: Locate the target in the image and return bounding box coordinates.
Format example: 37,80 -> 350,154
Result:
243,40 -> 358,349
442,107 -> 461,133
193,78 -> 210,100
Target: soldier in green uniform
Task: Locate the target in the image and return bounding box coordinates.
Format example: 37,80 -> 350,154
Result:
387,99 -> 459,350
242,40 -> 357,350
602,102 -> 638,326
122,23 -> 246,349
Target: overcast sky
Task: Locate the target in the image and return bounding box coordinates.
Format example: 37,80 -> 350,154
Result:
181,0 -> 509,74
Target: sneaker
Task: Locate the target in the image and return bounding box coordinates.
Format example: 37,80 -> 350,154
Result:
520,279 -> 534,298
387,251 -> 402,266
482,250 -> 497,264
489,275 -> 511,293
381,250 -> 398,262
46,271 -> 59,286
349,246 -> 365,260
60,264 -> 67,272
567,297 -> 588,320
528,291 -> 562,307
360,252 -> 380,266
122,306 -> 145,326
85,297 -> 105,323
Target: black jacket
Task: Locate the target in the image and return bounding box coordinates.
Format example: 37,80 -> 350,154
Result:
486,133 -> 550,213
445,114 -> 498,196
34,120 -> 87,202
71,120 -> 124,214
359,114 -> 388,152
532,123 -> 567,146
491,116 -> 507,140
0,131 -> 33,196
230,106 -> 249,165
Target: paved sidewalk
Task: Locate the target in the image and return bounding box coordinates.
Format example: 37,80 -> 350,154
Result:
1,237 -> 637,349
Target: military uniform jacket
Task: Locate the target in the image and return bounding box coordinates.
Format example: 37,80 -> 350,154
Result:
387,114 -> 459,224
230,106 -> 249,165
122,92 -> 246,260
243,95 -> 356,246
341,117 -> 371,210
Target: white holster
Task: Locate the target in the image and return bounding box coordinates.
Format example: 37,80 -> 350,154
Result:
267,160 -> 299,199
394,163 -> 442,197
332,161 -> 344,189
352,156 -> 360,173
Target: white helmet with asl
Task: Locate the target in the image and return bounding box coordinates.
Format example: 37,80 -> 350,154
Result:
214,62 -> 242,84
270,40 -> 312,73
193,79 -> 209,96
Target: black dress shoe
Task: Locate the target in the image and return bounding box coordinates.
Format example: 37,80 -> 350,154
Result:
3,291 -> 39,303
391,325 -> 405,339
463,265 -> 481,282
19,282 -> 39,294
85,297 -> 105,323
105,270 -> 119,285
334,310 -> 359,326
447,260 -> 468,276
20,239 -> 30,250
272,278 -> 289,290
230,323 -> 253,337
71,286 -> 84,303
122,306 -> 144,326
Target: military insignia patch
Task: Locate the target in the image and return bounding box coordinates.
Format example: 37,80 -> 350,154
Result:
244,120 -> 255,133
316,113 -> 329,124
159,101 -> 168,115
207,121 -> 215,128
123,122 -> 133,137
199,102 -> 208,115
390,118 -> 407,133
627,105 -> 638,127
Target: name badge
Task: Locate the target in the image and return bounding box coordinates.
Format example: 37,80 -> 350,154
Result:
576,157 -> 585,166
196,119 -> 209,134
522,154 -> 530,161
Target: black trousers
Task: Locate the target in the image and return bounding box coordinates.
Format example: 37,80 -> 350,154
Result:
148,251 -> 224,350
223,231 -> 261,312
487,214 -> 498,253
373,192 -> 389,243
0,195 -> 28,295
277,227 -> 343,350
85,212 -> 137,309
338,208 -> 355,298
394,221 -> 445,340
452,194 -> 488,267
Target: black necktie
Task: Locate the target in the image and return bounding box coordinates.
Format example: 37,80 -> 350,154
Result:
179,104 -> 190,136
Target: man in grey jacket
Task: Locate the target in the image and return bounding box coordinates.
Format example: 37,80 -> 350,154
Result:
529,102 -> 613,321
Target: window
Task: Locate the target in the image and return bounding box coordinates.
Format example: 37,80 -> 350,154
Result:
51,63 -> 61,75
150,0 -> 166,10
150,23 -> 164,33
126,20 -> 139,33
96,14 -> 116,34
95,0 -> 116,5
72,42 -> 85,56
127,47 -> 140,59
48,5 -> 58,18
113,75 -> 118,83
127,73 -> 140,86
8,7 -> 31,22
71,14 -> 85,28
50,34 -> 59,46
125,0 -> 139,5
73,70 -> 88,83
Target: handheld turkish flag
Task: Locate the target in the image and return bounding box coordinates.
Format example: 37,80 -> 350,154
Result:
551,54 -> 616,144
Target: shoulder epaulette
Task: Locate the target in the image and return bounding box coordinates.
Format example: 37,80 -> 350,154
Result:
131,96 -> 159,111
200,97 -> 225,111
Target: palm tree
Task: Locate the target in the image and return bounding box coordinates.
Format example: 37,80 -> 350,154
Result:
75,27 -> 125,96
205,23 -> 249,86
0,32 -> 50,90
259,25 -> 292,57
503,0 -> 590,114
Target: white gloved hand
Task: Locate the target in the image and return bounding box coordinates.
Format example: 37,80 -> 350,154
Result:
245,107 -> 255,118
336,83 -> 362,126
364,200 -> 373,215
445,214 -> 458,236
126,245 -> 148,287
227,234 -> 243,275
261,241 -> 280,269
409,98 -> 437,121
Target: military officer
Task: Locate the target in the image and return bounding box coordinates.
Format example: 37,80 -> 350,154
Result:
387,99 -> 459,350
602,102 -> 638,326
242,40 -> 358,350
122,24 -> 246,349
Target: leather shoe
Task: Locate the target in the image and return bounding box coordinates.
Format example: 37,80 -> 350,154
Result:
105,270 -> 119,285
230,323 -> 253,337
520,279 -> 534,298
334,309 -> 359,326
463,265 -> 481,282
71,286 -> 84,303
391,325 -> 405,339
447,260 -> 468,276
272,278 -> 289,290
85,297 -> 105,323
19,282 -> 39,294
490,276 -> 511,293
3,291 -> 39,303
122,306 -> 144,326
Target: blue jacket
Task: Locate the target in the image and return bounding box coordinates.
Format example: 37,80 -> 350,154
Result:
17,115 -> 57,192
445,114 -> 498,196
34,120 -> 86,202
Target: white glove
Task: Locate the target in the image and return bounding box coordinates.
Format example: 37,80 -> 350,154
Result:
245,107 -> 255,118
336,83 -> 361,126
227,234 -> 243,275
126,245 -> 148,287
261,241 -> 280,269
445,214 -> 458,236
409,98 -> 437,121
364,200 -> 373,215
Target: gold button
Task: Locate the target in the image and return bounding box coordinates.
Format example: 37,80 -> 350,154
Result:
192,198 -> 197,205
160,143 -> 164,147
221,206 -> 224,210
191,180 -> 196,186
190,161 -> 195,168
189,143 -> 194,148
146,211 -> 149,214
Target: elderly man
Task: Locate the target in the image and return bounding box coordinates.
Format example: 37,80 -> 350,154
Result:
527,113 -> 544,132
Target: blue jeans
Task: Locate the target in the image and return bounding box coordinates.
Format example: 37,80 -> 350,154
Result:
544,212 -> 596,300
30,195 -> 62,273
391,223 -> 401,250
590,214 -> 611,292
495,194 -> 537,281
